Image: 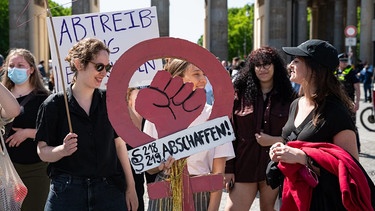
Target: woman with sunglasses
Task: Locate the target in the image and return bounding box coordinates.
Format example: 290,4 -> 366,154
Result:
2,48 -> 50,211
35,37 -> 138,211
225,47 -> 296,211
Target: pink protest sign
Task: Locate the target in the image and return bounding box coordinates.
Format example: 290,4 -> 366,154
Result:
106,37 -> 234,211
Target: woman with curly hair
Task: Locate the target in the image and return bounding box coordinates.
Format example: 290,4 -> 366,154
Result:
225,46 -> 296,211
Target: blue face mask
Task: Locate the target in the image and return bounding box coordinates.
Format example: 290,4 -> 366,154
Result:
8,67 -> 29,85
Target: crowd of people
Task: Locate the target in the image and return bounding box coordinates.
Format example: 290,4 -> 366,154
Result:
0,37 -> 374,211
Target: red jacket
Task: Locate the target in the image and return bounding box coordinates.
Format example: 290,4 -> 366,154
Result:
278,141 -> 373,211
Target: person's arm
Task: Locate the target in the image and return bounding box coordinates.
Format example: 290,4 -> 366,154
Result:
114,137 -> 139,211
353,82 -> 360,112
0,83 -> 20,119
208,157 -> 226,211
37,133 -> 78,162
6,128 -> 36,147
333,129 -> 359,160
255,132 -> 285,146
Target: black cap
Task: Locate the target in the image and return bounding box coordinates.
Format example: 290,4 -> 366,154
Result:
338,53 -> 348,62
282,39 -> 339,71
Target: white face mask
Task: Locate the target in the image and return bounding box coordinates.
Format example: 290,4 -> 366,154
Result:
8,67 -> 29,84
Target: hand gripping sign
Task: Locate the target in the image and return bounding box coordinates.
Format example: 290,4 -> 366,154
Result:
106,37 -> 234,211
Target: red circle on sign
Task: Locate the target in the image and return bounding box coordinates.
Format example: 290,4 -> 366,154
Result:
106,37 -> 234,148
345,25 -> 357,37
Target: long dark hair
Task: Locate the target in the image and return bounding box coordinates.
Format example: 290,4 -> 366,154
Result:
233,46 -> 296,106
302,57 -> 353,124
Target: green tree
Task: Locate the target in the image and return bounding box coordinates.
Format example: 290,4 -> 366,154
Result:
0,0 -> 9,56
0,0 -> 70,56
227,4 -> 254,61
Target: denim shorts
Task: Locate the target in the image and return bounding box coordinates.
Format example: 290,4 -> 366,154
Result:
44,174 -> 127,211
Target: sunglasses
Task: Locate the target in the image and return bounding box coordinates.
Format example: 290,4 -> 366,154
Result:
89,61 -> 112,72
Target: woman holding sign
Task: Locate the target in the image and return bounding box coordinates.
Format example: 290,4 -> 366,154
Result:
225,47 -> 297,211
35,37 -> 138,211
143,59 -> 235,211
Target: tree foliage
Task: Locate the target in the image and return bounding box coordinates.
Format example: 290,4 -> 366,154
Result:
0,0 -> 9,56
0,0 -> 70,56
227,4 -> 254,61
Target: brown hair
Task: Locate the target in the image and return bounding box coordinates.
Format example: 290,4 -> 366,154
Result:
2,48 -> 48,94
65,37 -> 110,76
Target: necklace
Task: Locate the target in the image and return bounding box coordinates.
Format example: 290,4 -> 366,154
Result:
13,88 -> 33,97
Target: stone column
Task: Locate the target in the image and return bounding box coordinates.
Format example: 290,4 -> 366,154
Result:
296,0 -> 307,44
72,0 -> 99,14
204,0 -> 227,61
9,1 -> 30,49
151,0 -> 170,37
360,0 -> 373,64
310,1 -> 319,38
333,0 -> 344,52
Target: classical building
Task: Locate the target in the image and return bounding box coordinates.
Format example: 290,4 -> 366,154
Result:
9,0 -> 374,66
254,0 -> 374,64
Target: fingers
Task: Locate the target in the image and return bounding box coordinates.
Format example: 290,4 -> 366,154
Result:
63,133 -> 78,156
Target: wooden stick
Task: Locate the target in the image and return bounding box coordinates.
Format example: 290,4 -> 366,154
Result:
44,0 -> 73,133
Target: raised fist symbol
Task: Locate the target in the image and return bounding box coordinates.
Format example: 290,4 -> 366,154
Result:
135,71 -> 206,138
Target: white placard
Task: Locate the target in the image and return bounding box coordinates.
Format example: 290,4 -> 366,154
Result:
345,37 -> 357,46
129,116 -> 235,174
47,7 -> 163,91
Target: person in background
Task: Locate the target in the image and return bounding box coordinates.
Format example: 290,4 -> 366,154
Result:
269,39 -> 372,210
0,82 -> 20,126
144,59 -> 235,211
362,63 -> 374,103
35,37 -> 138,211
126,87 -> 147,211
2,48 -> 50,211
335,53 -> 361,152
224,46 -> 296,211
37,60 -> 46,78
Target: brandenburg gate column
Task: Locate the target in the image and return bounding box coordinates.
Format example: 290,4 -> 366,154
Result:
296,0 -> 308,44
333,0 -> 344,53
204,0 -> 228,60
360,0 -> 373,64
151,0 -> 170,37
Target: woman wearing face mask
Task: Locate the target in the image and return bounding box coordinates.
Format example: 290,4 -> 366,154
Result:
2,48 -> 50,211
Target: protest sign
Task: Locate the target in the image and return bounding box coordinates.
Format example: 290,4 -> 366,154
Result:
47,7 -> 162,91
129,116 -> 235,173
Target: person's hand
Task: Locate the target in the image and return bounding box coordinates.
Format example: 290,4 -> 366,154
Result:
125,186 -> 139,211
5,128 -> 29,147
269,142 -> 305,165
224,173 -> 235,192
255,132 -> 276,146
158,156 -> 175,175
135,71 -> 206,138
59,133 -> 78,157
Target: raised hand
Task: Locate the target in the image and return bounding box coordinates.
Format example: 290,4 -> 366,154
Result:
135,71 -> 206,138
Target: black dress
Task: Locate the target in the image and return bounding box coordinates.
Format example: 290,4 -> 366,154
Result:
282,95 -> 356,211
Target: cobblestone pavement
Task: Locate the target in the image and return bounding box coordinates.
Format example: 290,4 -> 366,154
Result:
144,85 -> 375,211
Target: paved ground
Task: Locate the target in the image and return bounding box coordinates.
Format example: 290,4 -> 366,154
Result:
144,84 -> 375,211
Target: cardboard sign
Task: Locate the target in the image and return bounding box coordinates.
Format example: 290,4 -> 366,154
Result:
129,116 -> 234,173
47,7 -> 162,91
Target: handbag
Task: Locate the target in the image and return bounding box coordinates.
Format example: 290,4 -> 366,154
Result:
0,124 -> 28,211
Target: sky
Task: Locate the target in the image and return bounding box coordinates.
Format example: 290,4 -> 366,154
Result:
54,0 -> 254,43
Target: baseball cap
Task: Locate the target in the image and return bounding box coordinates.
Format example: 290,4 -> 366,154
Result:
282,39 -> 339,71
338,53 -> 349,62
